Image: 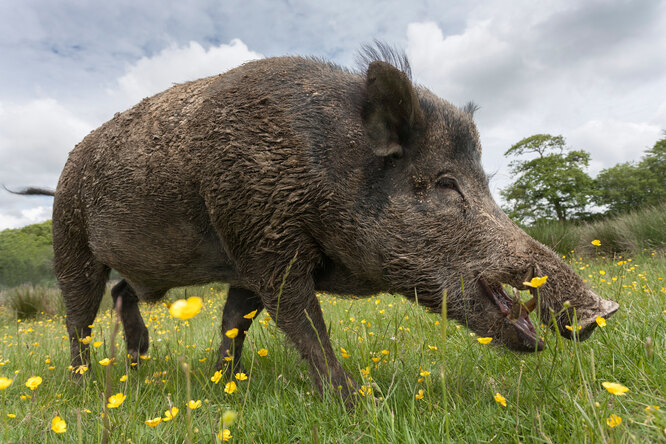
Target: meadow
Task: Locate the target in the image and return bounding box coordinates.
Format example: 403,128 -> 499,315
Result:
0,250 -> 665,443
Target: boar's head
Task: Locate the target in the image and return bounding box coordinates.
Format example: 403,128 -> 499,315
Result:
349,60 -> 618,351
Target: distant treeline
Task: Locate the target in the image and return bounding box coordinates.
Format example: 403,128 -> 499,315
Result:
0,220 -> 55,288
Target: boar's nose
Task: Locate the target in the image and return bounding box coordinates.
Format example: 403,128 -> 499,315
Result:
557,290 -> 619,341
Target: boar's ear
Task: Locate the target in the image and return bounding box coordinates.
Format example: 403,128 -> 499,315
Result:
362,61 -> 423,158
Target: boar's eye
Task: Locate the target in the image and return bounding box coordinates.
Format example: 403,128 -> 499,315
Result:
436,176 -> 459,192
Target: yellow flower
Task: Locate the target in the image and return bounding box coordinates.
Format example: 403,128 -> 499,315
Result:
565,325 -> 582,332
106,392 -> 126,408
591,239 -> 601,246
602,382 -> 629,396
523,276 -> 548,288
494,392 -> 507,407
645,405 -> 660,414
163,407 -> 179,421
381,349 -> 389,355
257,348 -> 268,357
25,376 -> 42,390
243,309 -> 258,319
120,375 -> 127,382
7,414 -> 16,418
595,316 -> 606,327
606,413 -> 622,427
224,381 -> 237,394
222,409 -> 237,425
419,370 -> 431,377
145,417 -> 162,427
235,373 -> 248,381
169,297 -> 203,320
79,336 -> 92,345
415,389 -> 424,400
477,337 -> 493,344
211,370 -> 223,384
51,416 -> 67,433
98,358 -> 111,366
340,347 -> 351,358
427,345 -> 438,351
218,429 -> 232,441
93,341 -> 103,348
0,377 -> 12,390
225,328 -> 239,339
187,400 -> 202,410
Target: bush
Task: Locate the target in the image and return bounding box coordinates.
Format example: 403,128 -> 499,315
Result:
1,284 -> 63,319
524,204 -> 666,256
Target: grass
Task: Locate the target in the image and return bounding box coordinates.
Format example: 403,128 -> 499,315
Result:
0,253 -> 665,442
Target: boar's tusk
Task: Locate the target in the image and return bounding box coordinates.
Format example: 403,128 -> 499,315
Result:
508,292 -> 522,321
524,296 -> 537,314
522,266 -> 535,285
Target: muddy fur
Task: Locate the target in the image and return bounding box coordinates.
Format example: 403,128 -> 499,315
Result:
33,46 -> 618,402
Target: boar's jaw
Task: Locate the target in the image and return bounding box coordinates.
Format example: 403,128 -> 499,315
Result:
478,278 -> 544,352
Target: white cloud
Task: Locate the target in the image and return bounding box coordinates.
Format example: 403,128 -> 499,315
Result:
570,120 -> 663,174
0,99 -> 92,179
0,205 -> 52,230
114,39 -> 262,106
1,38 -> 263,230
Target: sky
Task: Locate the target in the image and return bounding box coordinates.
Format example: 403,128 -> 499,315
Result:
1,0 -> 665,230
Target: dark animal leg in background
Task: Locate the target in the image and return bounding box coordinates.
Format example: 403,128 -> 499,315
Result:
61,260 -> 110,372
216,286 -> 264,377
111,279 -> 149,364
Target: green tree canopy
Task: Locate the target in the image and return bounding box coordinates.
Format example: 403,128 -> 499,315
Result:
501,134 -> 595,224
594,135 -> 666,215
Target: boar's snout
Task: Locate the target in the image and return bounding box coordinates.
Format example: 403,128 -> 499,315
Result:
555,290 -> 619,341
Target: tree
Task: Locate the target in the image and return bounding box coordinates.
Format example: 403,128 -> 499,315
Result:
594,135 -> 666,214
500,134 -> 595,224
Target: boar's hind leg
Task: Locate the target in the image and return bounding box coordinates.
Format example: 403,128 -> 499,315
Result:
216,286 -> 264,377
60,260 -> 110,372
111,280 -> 150,364
264,279 -> 358,405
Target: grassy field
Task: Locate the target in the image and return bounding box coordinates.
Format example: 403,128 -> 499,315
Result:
0,252 -> 665,443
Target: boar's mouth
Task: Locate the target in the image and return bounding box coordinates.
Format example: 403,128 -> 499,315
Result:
479,278 -> 544,352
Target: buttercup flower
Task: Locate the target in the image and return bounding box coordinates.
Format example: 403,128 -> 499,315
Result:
0,377 -> 12,390
51,416 -> 67,433
477,337 -> 493,344
222,410 -> 237,426
257,348 -> 268,357
235,373 -> 247,381
591,240 -> 601,246
224,381 -> 237,394
145,417 -> 162,427
218,429 -> 232,441
187,400 -> 202,410
523,276 -> 548,288
98,358 -> 111,366
163,407 -> 179,421
225,328 -> 239,339
169,297 -> 203,320
606,414 -> 622,427
106,392 -> 126,408
415,389 -> 424,400
25,376 -> 42,390
595,316 -> 606,327
211,370 -> 222,384
243,309 -> 258,319
494,392 -> 507,407
602,382 -> 629,396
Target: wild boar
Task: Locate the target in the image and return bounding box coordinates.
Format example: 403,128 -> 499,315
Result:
13,44 -> 618,401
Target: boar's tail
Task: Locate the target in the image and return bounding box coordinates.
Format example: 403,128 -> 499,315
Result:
3,185 -> 55,197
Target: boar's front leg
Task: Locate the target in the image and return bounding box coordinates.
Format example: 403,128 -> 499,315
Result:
262,274 -> 358,404
216,286 -> 264,377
